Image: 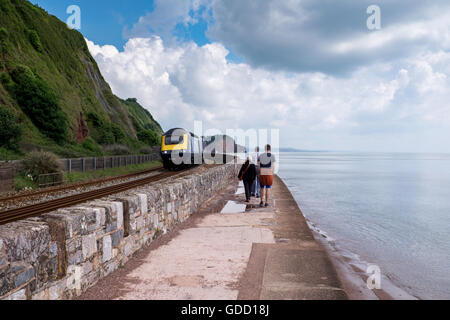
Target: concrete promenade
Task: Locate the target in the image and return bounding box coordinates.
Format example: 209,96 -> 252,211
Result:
77,175 -> 348,300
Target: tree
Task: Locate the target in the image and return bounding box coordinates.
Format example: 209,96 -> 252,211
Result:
137,129 -> 160,146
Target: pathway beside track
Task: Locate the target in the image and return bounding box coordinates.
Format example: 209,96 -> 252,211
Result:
77,175 -> 348,300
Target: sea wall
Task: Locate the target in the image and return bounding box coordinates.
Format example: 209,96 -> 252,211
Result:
0,164 -> 237,300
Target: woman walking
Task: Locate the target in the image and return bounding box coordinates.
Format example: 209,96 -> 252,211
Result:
238,157 -> 257,203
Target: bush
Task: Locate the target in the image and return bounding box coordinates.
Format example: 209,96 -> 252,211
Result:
11,65 -> 68,143
14,175 -> 37,191
81,137 -> 102,154
0,72 -> 14,92
0,106 -> 21,148
103,144 -> 131,155
87,112 -> 127,145
27,29 -> 43,52
137,129 -> 160,146
86,112 -> 102,127
139,146 -> 153,154
111,123 -> 126,143
21,151 -> 62,181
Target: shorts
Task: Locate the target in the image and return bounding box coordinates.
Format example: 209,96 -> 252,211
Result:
259,175 -> 274,188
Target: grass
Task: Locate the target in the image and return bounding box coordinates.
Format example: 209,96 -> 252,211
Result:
14,174 -> 37,191
64,160 -> 162,184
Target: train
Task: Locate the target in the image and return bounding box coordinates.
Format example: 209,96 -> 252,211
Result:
160,128 -> 204,170
160,128 -> 246,170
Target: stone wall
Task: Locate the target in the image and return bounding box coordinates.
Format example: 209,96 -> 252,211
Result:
0,164 -> 237,300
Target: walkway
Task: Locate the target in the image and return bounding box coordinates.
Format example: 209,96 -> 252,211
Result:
78,176 -> 347,300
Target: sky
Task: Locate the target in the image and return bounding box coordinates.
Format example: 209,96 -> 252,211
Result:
33,0 -> 450,152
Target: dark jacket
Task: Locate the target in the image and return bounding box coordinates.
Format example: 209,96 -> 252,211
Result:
238,161 -> 257,183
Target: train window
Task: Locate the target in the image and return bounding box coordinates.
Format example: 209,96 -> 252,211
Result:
165,135 -> 184,145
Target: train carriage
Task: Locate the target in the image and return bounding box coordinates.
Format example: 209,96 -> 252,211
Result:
160,128 -> 203,170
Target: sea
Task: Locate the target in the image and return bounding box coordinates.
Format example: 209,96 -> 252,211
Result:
277,152 -> 450,300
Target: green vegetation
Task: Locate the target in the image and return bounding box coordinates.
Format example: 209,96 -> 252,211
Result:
10,65 -> 68,143
0,0 -> 163,160
137,129 -> 160,147
27,29 -> 42,52
64,160 -> 161,184
20,150 -> 62,181
0,105 -> 21,148
121,98 -> 163,135
14,174 -> 37,191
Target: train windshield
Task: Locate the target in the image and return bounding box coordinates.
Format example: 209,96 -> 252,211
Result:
165,135 -> 184,145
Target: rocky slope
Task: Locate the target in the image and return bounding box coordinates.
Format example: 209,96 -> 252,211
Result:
0,0 -> 163,159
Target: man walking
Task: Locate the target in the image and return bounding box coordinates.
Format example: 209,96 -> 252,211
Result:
258,144 -> 276,207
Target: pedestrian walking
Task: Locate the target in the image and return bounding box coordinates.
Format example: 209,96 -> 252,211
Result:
238,157 -> 257,203
258,144 -> 276,207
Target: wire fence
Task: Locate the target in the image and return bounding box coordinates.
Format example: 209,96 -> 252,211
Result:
0,151 -> 162,175
61,153 -> 160,173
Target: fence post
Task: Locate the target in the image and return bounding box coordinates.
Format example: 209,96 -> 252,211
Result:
82,158 -> 86,172
68,159 -> 72,173
94,157 -> 97,171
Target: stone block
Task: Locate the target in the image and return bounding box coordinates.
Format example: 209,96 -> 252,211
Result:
153,214 -> 159,228
66,265 -> 82,291
81,234 -> 97,260
82,261 -> 93,274
124,242 -> 133,257
32,288 -> 49,300
3,288 -> 26,300
0,222 -> 50,264
105,222 -> 117,233
14,267 -> 34,288
49,285 -> 60,300
68,250 -> 82,265
138,194 -> 148,216
114,202 -> 124,229
136,216 -> 144,231
66,237 -> 81,254
93,208 -> 106,227
111,230 -> 123,248
102,235 -> 112,263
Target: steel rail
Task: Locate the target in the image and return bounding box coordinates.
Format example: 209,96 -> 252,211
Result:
0,165 -> 164,203
0,170 -> 178,226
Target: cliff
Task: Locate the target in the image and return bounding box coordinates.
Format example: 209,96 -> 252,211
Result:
0,0 -> 163,159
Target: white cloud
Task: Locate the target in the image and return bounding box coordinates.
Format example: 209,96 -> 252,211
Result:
86,36 -> 450,152
123,0 -> 211,42
208,0 -> 450,74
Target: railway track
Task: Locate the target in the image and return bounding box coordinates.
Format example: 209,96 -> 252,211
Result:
0,168 -> 182,226
0,165 -> 164,204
